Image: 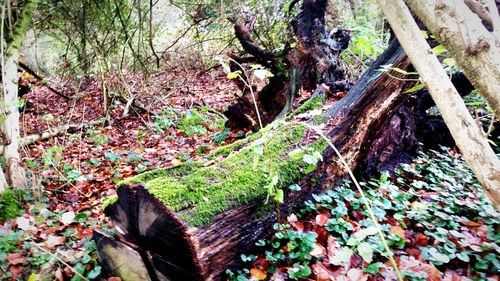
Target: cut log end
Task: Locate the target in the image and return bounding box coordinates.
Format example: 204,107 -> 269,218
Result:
102,184 -> 204,281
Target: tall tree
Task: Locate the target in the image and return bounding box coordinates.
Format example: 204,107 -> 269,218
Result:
0,0 -> 39,192
404,0 -> 500,116
375,0 -> 500,208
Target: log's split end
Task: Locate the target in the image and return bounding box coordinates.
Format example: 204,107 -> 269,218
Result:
95,184 -> 204,281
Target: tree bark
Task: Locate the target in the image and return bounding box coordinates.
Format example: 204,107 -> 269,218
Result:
0,0 -> 40,192
1,49 -> 28,189
96,39 -> 421,281
404,0 -> 500,117
376,0 -> 500,208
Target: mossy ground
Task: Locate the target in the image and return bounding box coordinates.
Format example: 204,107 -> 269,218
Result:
117,122 -> 327,226
0,189 -> 22,222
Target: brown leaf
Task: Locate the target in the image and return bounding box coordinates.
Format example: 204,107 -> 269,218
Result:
399,256 -> 442,281
7,253 -> 25,265
46,235 -> 65,249
55,268 -> 64,281
390,226 -> 407,241
312,262 -> 334,281
310,243 -> 326,258
347,268 -> 368,281
316,213 -> 329,227
250,268 -> 267,280
108,278 -> 122,281
414,233 -> 430,247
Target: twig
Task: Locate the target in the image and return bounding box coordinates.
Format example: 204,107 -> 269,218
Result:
18,62 -> 71,100
30,242 -> 89,281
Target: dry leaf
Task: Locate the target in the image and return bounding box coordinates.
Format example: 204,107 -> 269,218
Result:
250,268 -> 267,280
7,253 -> 25,265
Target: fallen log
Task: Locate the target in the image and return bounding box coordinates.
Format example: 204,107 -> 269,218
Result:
95,39 -> 422,281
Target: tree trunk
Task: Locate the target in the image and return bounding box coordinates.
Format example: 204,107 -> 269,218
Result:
1,49 -> 28,190
0,0 -> 40,192
96,39 -> 424,281
376,0 -> 500,208
404,0 -> 500,116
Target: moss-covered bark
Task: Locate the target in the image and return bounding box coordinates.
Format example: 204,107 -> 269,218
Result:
118,122 -> 326,226
0,190 -> 21,222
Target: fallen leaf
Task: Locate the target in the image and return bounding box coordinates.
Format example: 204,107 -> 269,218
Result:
390,226 -> 406,241
46,235 -> 64,249
312,263 -> 334,281
310,243 -> 326,257
7,253 -> 25,265
399,256 -> 442,281
411,201 -> 428,210
55,268 -> 64,281
330,247 -> 353,266
16,216 -> 35,231
316,213 -> 329,227
250,268 -> 267,280
347,268 -> 368,281
60,211 -> 75,225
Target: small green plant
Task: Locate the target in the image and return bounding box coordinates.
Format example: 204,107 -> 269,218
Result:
86,129 -> 109,145
177,109 -> 211,136
152,109 -> 177,132
211,128 -> 232,144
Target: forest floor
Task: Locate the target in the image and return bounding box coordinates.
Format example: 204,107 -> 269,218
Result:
0,68 -> 498,281
0,68 -> 250,280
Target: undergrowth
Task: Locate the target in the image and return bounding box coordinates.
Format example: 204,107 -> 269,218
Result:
227,148 -> 499,281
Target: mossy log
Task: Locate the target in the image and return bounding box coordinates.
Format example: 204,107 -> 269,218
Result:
94,39 -> 427,281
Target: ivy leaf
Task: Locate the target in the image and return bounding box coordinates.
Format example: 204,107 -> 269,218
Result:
364,262 -> 384,274
357,242 -> 375,263
330,247 -> 353,266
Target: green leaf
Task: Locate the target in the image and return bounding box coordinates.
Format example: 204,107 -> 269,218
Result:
404,82 -> 426,94
420,30 -> 429,39
304,164 -> 317,174
227,71 -> 241,79
442,58 -> 456,67
288,184 -> 301,191
254,69 -> 274,80
87,265 -> 101,279
330,247 -> 353,266
274,189 -> 284,203
357,242 -> 375,263
288,149 -> 304,160
432,44 -> 447,56
364,262 -> 383,274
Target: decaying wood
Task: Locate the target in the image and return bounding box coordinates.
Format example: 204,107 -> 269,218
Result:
224,0 -> 351,130
96,38 -> 425,281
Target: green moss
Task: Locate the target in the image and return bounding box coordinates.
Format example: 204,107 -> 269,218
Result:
312,114 -> 328,124
287,93 -> 327,120
102,195 -> 118,211
117,122 -> 327,226
0,190 -> 22,222
208,131 -> 263,159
